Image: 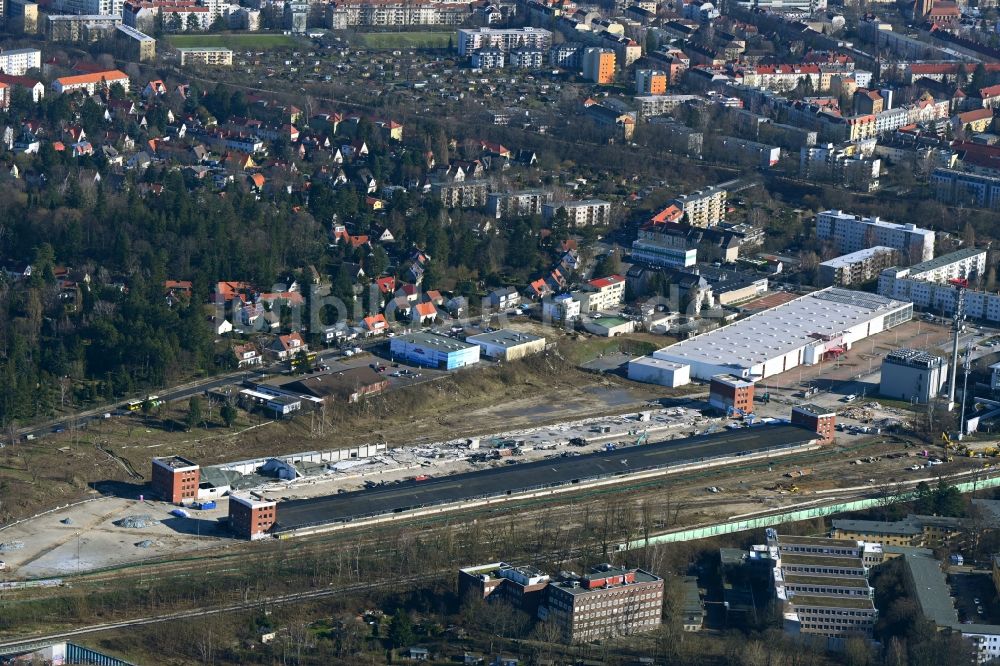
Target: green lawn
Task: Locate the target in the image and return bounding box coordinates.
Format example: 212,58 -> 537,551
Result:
355,31 -> 455,49
167,33 -> 299,50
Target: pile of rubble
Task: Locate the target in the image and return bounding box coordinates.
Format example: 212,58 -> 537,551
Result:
114,515 -> 158,529
0,541 -> 25,552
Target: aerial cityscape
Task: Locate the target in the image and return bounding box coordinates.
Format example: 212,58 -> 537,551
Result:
2,0 -> 1000,662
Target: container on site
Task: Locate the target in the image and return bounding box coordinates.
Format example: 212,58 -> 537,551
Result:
198,501 -> 217,510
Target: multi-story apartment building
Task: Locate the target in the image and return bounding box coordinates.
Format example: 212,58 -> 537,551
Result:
327,0 -> 469,29
671,185 -> 727,227
471,48 -> 504,70
932,168 -> 1000,210
582,47 -> 615,84
816,209 -> 935,263
51,0 -> 125,18
877,248 -> 995,321
542,199 -> 612,226
800,144 -> 881,192
880,348 -> 947,404
52,69 -> 130,95
509,47 -> 544,69
46,14 -> 121,42
487,190 -> 553,219
115,24 -> 155,62
178,47 -> 233,66
0,48 -> 40,76
818,247 -> 899,287
432,180 -> 489,208
635,69 -> 667,95
630,224 -> 697,268
635,94 -> 700,117
150,455 -> 200,504
646,117 -> 703,156
583,274 -> 626,311
457,27 -> 552,55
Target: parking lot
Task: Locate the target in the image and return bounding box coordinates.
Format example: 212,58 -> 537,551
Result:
950,572 -> 1000,624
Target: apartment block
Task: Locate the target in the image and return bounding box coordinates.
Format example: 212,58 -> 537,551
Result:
115,24 -> 155,62
815,209 -> 935,263
635,94 -> 700,117
457,27 -> 552,55
880,348 -> 946,404
52,69 -> 130,95
646,117 -> 703,156
671,185 -> 727,227
932,168 -> 1000,210
150,455 -> 200,504
635,69 -> 667,95
582,47 -> 615,84
708,374 -> 754,414
327,0 -> 469,28
791,403 -> 835,444
630,224 -> 697,268
542,199 -> 611,226
487,190 -> 553,219
876,248 -> 996,321
228,494 -> 277,540
471,49 -> 504,70
432,180 -> 489,208
583,274 -> 626,311
46,14 -> 121,42
0,48 -> 40,76
178,47 -> 233,66
509,47 -> 544,69
818,247 -> 899,287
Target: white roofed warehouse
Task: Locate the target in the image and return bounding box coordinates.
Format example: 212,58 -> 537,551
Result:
466,329 -> 546,361
628,288 -> 912,385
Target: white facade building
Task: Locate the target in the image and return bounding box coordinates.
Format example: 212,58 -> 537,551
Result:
816,209 -> 935,263
457,27 -> 552,55
0,48 -> 40,76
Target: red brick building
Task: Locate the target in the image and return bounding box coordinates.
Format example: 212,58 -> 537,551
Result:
708,375 -> 755,415
791,404 -> 836,444
229,494 -> 277,540
150,455 -> 200,504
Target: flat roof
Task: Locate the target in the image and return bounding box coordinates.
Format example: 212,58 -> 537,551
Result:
789,594 -> 875,610
651,288 -> 910,373
115,24 -> 154,40
177,47 -> 233,52
884,348 -> 944,368
630,356 -> 688,371
781,553 -> 865,569
819,246 -> 897,269
833,518 -> 921,536
272,424 -> 817,532
894,546 -> 959,627
466,329 -> 545,349
230,493 -> 275,509
793,403 -> 836,417
394,331 -> 477,352
783,574 -> 871,588
908,247 -> 985,276
819,210 -> 935,238
153,455 -> 198,470
779,535 -> 859,547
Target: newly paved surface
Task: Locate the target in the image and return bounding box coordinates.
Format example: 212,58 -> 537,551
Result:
273,424 -> 816,532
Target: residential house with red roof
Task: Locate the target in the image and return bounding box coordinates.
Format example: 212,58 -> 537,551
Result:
267,332 -> 308,361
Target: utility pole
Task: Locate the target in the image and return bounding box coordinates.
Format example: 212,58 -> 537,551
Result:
947,278 -> 968,411
959,340 -> 972,441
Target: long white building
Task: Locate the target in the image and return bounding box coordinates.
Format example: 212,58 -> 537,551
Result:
816,209 -> 935,263
628,288 -> 912,385
0,48 -> 40,76
457,27 -> 552,56
877,249 -> 999,322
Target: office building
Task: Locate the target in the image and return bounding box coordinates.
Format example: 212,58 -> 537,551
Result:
791,403 -> 836,444
818,247 -> 899,287
879,349 -> 946,404
457,27 -> 552,55
150,455 -> 200,504
389,332 -> 480,369
630,224 -> 698,268
582,47 -> 615,84
0,48 -> 39,76
178,47 -> 233,66
709,375 -> 755,415
228,493 -> 276,540
466,329 -> 546,361
816,209 -> 935,263
832,514 -> 964,548
459,562 -> 663,643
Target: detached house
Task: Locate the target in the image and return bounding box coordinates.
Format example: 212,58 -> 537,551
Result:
233,342 -> 262,368
362,313 -> 389,336
268,332 -> 308,361
413,301 -> 438,324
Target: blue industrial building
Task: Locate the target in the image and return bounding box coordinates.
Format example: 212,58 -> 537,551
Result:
390,332 -> 480,369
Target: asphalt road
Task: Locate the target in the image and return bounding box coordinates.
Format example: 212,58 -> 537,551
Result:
272,424 -> 817,532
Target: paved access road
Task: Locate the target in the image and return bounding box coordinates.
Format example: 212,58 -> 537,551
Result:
273,424 -> 816,532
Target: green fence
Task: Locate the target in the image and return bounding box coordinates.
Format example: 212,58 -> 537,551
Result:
618,474 -> 1000,550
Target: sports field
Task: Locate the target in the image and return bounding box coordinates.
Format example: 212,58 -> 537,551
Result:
355,31 -> 455,49
167,33 -> 299,50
